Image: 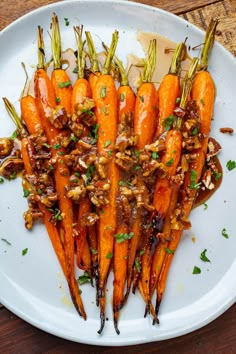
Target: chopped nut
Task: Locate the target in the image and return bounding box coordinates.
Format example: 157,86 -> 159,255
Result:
0,138 -> 13,157
219,127 -> 234,134
207,137 -> 222,161
202,169 -> 215,190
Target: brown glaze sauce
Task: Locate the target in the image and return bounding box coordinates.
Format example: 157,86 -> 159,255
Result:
194,156 -> 223,208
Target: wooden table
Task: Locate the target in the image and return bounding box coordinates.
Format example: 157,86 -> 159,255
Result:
0,0 -> 235,352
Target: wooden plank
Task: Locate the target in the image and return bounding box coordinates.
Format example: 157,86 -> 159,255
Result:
130,0 -> 221,15
180,0 -> 236,56
0,305 -> 236,353
0,0 -> 60,31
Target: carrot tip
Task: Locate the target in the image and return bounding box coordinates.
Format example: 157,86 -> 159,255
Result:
113,316 -> 120,335
97,312 -> 105,334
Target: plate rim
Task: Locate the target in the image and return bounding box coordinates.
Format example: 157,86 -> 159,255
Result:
0,0 -> 236,347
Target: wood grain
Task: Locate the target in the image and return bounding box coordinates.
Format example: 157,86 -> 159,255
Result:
180,0 -> 236,56
131,0 -> 221,14
0,304 -> 236,353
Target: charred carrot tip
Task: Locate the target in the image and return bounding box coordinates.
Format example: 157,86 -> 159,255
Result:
97,312 -> 106,334
113,316 -> 120,335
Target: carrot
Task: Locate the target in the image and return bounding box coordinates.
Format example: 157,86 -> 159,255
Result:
50,13 -> 72,115
76,196 -> 91,270
124,39 -> 157,303
109,52 -> 135,333
34,26 -> 86,319
71,26 -> 92,114
92,30 -> 119,334
3,97 -> 67,276
156,18 -> 219,312
146,43 -> 186,300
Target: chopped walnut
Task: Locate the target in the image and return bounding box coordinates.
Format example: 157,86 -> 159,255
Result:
206,137 -> 222,161
202,169 -> 215,190
0,157 -> 24,179
219,127 -> 234,134
50,106 -> 68,129
115,152 -> 134,172
0,138 -> 14,157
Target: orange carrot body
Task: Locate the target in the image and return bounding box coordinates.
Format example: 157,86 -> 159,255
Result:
71,78 -> 92,113
51,69 -> 72,114
117,85 -> 136,120
20,95 -> 42,135
134,83 -> 157,148
34,67 -> 86,319
93,74 -> 118,332
76,197 -> 91,270
155,74 -> 180,137
21,138 -> 67,276
157,70 -> 215,306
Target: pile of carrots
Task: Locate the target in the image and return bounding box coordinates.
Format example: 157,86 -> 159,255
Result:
1,14 -> 221,334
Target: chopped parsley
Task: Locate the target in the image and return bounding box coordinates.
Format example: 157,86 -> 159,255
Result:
118,180 -> 125,186
108,150 -> 113,156
192,266 -> 201,274
49,208 -> 63,221
9,171 -> 17,180
192,127 -> 199,136
104,140 -> 111,148
139,95 -> 144,103
53,143 -> 61,150
189,170 -> 201,190
78,271 -> 91,285
135,258 -> 141,272
200,249 -> 211,262
226,160 -> 236,171
162,114 -> 175,131
85,165 -> 95,183
152,151 -> 159,160
134,150 -> 140,158
101,107 -> 108,115
106,252 -> 113,259
55,97 -> 61,103
221,227 -> 229,239
176,97 -> 181,104
165,247 -> 175,254
100,86 -> 107,98
166,158 -> 174,167
23,189 -> 30,198
90,247 -> 98,255
139,249 -> 145,256
90,124 -> 99,144
22,248 -> 28,256
64,17 -> 70,26
200,98 -> 205,106
58,81 -> 71,88
70,134 -> 78,143
0,177 -> 4,183
213,171 -> 222,181
120,93 -> 125,102
114,232 -> 134,244
203,203 -> 208,210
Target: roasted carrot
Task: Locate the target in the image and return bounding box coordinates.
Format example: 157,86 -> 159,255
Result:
92,30 -> 119,334
146,43 -> 186,300
76,196 -> 91,270
51,13 -> 72,115
3,97 -> 67,276
156,18 -> 219,312
124,39 -> 157,304
109,53 -> 136,333
34,26 -> 86,319
71,26 -> 92,113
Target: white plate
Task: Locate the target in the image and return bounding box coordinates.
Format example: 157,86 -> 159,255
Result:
0,0 -> 236,346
